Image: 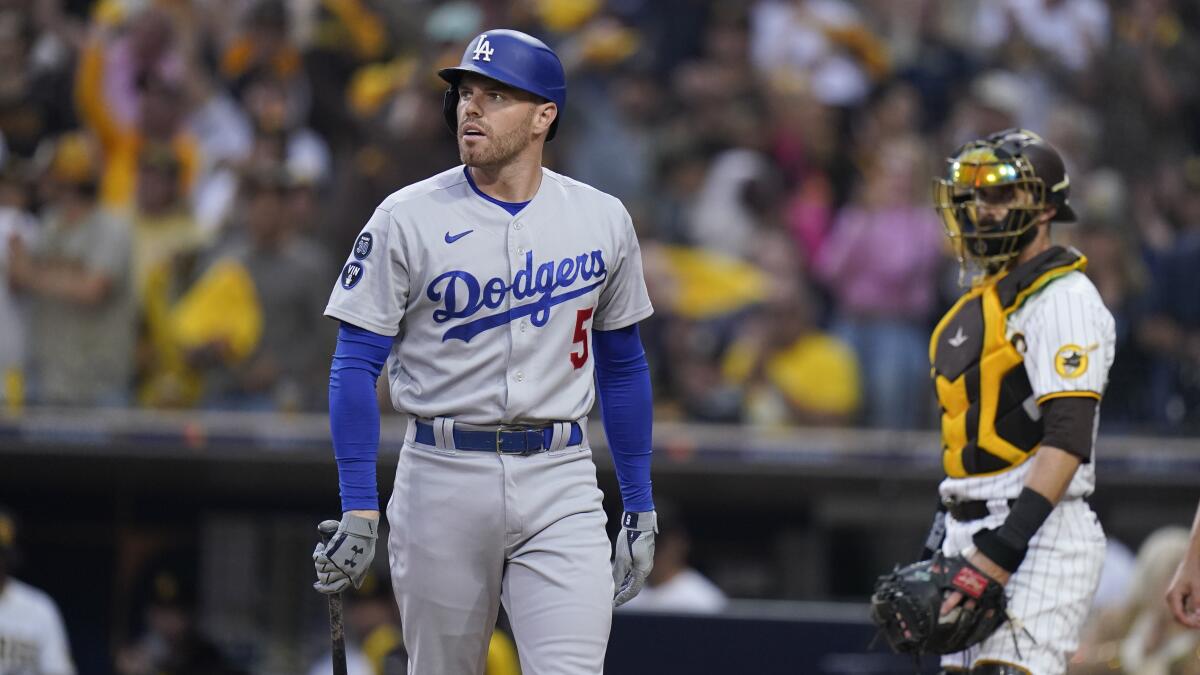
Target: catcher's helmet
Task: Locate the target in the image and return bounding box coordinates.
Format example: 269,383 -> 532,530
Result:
438,29 -> 566,141
933,128 -> 1076,272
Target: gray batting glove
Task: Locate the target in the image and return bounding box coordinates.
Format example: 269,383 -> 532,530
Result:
312,513 -> 378,594
612,510 -> 657,607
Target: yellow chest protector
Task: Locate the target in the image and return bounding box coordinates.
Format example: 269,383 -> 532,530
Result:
930,247 -> 1086,478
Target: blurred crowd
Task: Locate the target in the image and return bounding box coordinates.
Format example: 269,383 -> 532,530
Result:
0,0 -> 1197,433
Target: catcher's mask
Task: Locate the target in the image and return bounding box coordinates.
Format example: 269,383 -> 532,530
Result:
933,129 -> 1076,274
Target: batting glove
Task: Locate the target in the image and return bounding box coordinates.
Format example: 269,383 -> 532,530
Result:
612,510 -> 656,607
313,513 -> 378,594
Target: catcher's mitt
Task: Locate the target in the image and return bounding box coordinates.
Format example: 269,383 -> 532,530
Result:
870,553 -> 1007,655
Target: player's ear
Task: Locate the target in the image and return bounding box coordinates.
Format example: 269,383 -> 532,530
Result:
532,101 -> 557,137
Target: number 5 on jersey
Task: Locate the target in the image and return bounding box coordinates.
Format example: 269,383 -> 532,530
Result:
571,308 -> 594,369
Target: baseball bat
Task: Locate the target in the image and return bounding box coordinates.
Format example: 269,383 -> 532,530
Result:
318,520 -> 348,675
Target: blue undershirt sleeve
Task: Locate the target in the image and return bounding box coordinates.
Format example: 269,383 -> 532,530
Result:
592,323 -> 654,512
329,322 -> 393,512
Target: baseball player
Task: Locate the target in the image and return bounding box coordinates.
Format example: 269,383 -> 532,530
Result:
926,129 -> 1116,674
311,30 -> 656,675
0,508 -> 77,675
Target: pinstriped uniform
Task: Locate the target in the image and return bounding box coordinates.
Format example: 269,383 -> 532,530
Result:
940,270 -> 1115,675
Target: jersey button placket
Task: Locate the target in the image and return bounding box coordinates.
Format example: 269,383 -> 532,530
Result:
507,219 -> 534,408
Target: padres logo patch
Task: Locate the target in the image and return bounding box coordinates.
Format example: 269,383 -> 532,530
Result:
1054,344 -> 1095,379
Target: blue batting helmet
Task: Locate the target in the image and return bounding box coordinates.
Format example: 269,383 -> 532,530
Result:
438,29 -> 567,141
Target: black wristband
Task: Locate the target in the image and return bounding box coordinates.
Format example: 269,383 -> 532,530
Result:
972,487 -> 1055,574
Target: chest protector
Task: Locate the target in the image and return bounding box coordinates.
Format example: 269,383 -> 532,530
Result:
931,246 -> 1086,478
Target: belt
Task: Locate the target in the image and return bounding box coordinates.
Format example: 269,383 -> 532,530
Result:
943,498 -> 1015,522
413,420 -> 583,455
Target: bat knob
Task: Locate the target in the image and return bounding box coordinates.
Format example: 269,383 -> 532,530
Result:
318,519 -> 340,544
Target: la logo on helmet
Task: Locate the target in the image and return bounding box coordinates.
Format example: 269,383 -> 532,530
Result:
472,35 -> 494,62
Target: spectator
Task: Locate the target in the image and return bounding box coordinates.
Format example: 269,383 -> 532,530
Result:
10,132 -> 135,406
0,507 -> 76,675
201,168 -> 332,411
239,72 -> 330,186
749,0 -> 888,107
970,0 -> 1109,74
219,0 -> 304,96
722,284 -> 860,427
1137,157 -> 1200,432
0,162 -> 36,409
0,7 -> 76,161
814,136 -> 943,428
92,6 -> 186,131
1095,0 -> 1200,178
130,145 -> 206,300
75,23 -> 201,213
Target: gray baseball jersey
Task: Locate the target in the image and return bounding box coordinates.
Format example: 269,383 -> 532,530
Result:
324,165 -> 654,675
324,165 -> 653,423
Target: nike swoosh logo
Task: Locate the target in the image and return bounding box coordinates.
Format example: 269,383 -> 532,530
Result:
445,229 -> 474,244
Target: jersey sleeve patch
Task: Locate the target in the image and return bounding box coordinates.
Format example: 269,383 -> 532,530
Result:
1053,343 -> 1096,379
341,262 -> 365,289
353,232 -> 373,260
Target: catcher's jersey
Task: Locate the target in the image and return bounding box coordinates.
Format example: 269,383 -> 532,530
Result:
325,166 -> 654,424
935,247 -> 1115,501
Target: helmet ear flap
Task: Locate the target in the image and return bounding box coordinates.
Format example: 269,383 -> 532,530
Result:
442,88 -> 460,137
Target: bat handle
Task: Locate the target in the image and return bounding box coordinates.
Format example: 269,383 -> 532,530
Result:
318,519 -> 340,545
317,520 -> 348,675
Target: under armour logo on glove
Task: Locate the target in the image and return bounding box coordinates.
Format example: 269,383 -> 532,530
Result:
313,514 -> 379,595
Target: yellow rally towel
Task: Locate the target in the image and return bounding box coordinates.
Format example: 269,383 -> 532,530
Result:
723,334 -> 861,416
660,246 -> 767,320
170,258 -> 263,363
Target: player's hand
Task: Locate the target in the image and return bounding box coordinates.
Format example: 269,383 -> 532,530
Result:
313,512 -> 378,594
612,510 -> 656,607
1166,552 -> 1200,628
940,549 -> 1011,617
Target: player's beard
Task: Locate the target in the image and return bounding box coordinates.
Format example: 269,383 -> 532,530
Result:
459,110 -> 535,169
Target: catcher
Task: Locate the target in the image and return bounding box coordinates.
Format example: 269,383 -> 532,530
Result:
872,129 -> 1115,675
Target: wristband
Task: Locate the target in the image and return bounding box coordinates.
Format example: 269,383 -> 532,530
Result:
971,487 -> 1054,573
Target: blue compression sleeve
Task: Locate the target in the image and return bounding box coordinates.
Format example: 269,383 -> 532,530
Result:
329,322 -> 392,511
593,324 -> 654,512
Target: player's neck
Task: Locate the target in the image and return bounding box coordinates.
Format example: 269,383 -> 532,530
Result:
468,151 -> 544,203
1012,225 -> 1053,268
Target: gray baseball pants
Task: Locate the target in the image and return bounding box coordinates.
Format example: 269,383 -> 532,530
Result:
386,421 -> 613,674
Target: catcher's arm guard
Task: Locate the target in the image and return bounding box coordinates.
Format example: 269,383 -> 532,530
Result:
870,553 -> 1007,655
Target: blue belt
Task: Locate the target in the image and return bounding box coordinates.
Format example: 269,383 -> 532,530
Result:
413,421 -> 583,454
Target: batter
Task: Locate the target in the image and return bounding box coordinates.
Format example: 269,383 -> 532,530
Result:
311,30 -> 657,675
